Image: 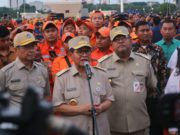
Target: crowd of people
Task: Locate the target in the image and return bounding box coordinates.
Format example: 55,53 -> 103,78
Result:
0,10 -> 180,135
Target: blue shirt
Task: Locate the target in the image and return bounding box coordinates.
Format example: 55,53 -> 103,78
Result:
156,38 -> 180,63
151,26 -> 162,43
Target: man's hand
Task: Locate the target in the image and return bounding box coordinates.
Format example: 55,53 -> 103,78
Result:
79,104 -> 91,115
94,104 -> 103,115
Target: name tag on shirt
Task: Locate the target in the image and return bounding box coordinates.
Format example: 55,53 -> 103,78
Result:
133,81 -> 141,93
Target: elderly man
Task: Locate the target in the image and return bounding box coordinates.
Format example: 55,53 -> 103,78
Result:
98,26 -> 157,135
53,36 -> 114,135
0,31 -> 50,107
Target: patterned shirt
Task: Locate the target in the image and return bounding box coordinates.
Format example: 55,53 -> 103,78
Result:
132,41 -> 167,93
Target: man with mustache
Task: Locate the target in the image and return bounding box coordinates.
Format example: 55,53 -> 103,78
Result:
53,36 -> 114,135
98,26 -> 157,135
0,31 -> 50,107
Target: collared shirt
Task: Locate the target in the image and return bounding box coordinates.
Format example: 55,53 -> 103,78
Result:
91,46 -> 113,66
53,65 -> 114,135
38,39 -> 66,68
98,52 -> 157,133
90,33 -> 96,47
168,48 -> 178,70
0,57 -> 50,107
52,55 -> 74,79
132,41 -> 167,91
156,38 -> 180,62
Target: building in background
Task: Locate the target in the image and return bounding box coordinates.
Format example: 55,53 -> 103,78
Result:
175,0 -> 180,8
44,1 -> 82,18
29,1 -> 44,10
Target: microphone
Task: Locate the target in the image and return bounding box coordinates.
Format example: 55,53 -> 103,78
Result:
84,61 -> 92,79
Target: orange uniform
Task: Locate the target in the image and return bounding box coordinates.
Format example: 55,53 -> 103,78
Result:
90,33 -> 96,47
38,39 -> 66,68
91,46 -> 113,66
52,55 -> 73,79
38,39 -> 66,94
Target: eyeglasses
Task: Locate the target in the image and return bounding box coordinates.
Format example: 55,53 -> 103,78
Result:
113,35 -> 129,42
74,49 -> 91,55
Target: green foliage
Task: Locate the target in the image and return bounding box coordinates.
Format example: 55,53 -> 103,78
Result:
0,2 -> 177,19
158,3 -> 177,15
86,2 -> 177,15
0,7 -> 17,18
19,3 -> 36,13
0,3 -> 36,18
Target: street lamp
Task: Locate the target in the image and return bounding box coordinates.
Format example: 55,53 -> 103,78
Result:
17,11 -> 19,19
151,7 -> 154,13
119,0 -> 124,13
143,8 -> 145,13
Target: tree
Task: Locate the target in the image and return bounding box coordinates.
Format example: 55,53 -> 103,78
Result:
158,3 -> 177,15
19,3 -> 36,13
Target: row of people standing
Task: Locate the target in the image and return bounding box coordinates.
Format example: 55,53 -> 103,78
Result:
0,11 -> 179,135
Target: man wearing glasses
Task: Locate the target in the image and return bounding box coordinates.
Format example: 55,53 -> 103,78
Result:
53,36 -> 114,135
0,31 -> 50,107
98,26 -> 157,135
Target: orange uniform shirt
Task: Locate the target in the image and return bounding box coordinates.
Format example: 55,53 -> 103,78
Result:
91,46 -> 114,66
38,39 -> 66,68
52,55 -> 73,79
38,39 -> 66,94
90,33 -> 96,48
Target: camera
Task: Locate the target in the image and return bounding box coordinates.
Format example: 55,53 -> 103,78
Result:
0,87 -> 88,135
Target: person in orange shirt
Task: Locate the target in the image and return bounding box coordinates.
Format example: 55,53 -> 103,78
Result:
76,19 -> 96,47
62,18 -> 77,36
90,10 -> 105,32
38,21 -> 66,93
113,20 -> 138,43
38,21 -> 66,68
91,27 -> 113,66
51,32 -> 74,79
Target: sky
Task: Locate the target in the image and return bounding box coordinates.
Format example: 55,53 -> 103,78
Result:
0,0 -> 164,7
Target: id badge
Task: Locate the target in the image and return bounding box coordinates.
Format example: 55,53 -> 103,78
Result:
133,81 -> 141,92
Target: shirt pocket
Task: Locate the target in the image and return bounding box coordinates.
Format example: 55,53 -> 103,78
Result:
64,88 -> 80,105
132,71 -> 146,81
35,77 -> 46,88
8,80 -> 25,96
94,85 -> 106,96
107,70 -> 121,86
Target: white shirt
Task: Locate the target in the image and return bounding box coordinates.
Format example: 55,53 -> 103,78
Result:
168,49 -> 178,70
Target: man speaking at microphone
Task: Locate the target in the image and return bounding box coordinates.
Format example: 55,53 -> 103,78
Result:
52,36 -> 114,135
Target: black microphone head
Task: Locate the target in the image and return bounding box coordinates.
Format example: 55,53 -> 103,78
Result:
84,61 -> 89,66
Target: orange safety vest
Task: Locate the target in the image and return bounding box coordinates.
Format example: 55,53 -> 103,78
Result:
38,39 -> 66,68
91,45 -> 114,66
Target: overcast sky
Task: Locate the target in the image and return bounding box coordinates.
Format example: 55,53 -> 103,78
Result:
0,0 -> 164,7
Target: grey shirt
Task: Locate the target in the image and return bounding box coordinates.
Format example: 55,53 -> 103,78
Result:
53,65 -> 114,135
98,52 -> 157,133
0,57 -> 50,107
